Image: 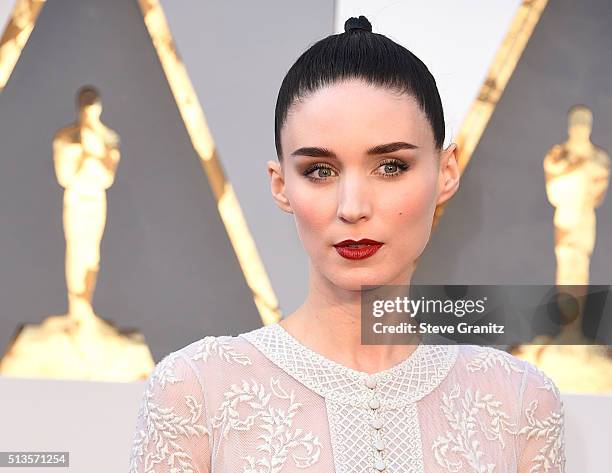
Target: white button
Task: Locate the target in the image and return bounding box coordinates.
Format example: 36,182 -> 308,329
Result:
374,437 -> 385,451
365,376 -> 377,389
370,418 -> 383,429
368,397 -> 380,410
374,457 -> 386,471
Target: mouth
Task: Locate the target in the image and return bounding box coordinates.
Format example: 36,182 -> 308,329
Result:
333,239 -> 384,260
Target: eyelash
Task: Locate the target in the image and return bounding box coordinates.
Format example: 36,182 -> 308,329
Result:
302,158 -> 410,182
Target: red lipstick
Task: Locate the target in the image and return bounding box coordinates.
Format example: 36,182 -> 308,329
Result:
333,238 -> 383,260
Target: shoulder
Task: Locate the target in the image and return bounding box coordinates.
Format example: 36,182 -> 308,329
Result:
544,144 -> 564,160
516,358 -> 564,434
143,347 -> 203,403
175,333 -> 256,371
138,333 -> 259,424
144,332 -> 255,389
162,328 -> 271,389
456,344 -> 562,395
593,146 -> 611,167
104,127 -> 120,147
53,124 -> 78,143
519,358 -> 562,403
515,357 -> 564,435
451,343 -> 562,407
452,344 -> 559,410
456,344 -> 526,377
514,360 -> 566,472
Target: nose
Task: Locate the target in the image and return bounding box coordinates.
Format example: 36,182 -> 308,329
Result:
336,173 -> 372,223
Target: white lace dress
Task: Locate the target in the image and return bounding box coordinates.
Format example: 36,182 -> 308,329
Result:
128,322 -> 566,473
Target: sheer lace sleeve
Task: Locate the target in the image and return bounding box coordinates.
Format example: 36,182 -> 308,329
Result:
128,350 -> 211,473
516,362 -> 566,473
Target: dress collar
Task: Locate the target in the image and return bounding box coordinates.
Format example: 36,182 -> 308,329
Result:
240,322 -> 459,409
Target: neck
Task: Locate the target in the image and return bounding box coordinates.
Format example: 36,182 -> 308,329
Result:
79,117 -> 101,129
280,261 -> 420,374
566,136 -> 592,149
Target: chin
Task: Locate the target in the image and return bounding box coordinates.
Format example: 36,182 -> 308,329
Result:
327,269 -> 399,292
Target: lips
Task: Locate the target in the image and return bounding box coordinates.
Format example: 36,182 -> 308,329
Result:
334,238 -> 383,247
333,238 -> 384,260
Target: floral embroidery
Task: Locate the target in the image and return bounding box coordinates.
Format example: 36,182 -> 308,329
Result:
432,383 -> 518,473
129,353 -> 209,473
529,364 -> 561,400
466,346 -> 524,375
241,323 -> 458,473
152,352 -> 183,388
210,376 -> 321,472
516,398 -> 565,473
191,335 -> 252,366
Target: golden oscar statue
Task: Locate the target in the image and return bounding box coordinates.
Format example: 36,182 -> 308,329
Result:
0,86 -> 154,381
511,105 -> 612,393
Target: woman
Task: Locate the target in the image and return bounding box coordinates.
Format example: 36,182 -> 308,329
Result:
129,15 -> 566,473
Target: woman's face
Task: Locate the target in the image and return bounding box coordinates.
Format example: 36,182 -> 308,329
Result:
268,79 -> 459,291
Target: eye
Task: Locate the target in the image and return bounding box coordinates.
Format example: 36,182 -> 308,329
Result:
302,159 -> 410,182
375,158 -> 410,178
303,163 -> 338,182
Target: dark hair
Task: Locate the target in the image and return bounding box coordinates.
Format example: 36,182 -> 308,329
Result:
274,15 -> 445,160
77,85 -> 100,108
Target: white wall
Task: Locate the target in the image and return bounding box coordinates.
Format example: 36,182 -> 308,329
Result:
0,1 -> 13,34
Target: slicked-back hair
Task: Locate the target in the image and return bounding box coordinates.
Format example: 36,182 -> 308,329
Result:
274,18 -> 446,161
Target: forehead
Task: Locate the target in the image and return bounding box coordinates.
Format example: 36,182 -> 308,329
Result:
282,79 -> 433,153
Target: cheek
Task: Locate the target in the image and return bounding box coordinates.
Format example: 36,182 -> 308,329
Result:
285,177 -> 335,246
380,170 -> 438,236
294,199 -> 329,235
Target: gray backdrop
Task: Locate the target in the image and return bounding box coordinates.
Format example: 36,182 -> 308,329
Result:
160,0 -> 335,316
0,0 -> 331,361
413,0 -> 612,285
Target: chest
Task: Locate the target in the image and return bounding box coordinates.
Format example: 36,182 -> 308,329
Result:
206,377 -> 519,473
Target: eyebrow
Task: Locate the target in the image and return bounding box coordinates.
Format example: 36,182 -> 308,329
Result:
290,141 -> 418,159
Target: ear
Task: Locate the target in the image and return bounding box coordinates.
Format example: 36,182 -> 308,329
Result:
436,143 -> 460,206
267,160 -> 293,214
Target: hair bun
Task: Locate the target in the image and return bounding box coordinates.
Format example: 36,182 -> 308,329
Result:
344,15 -> 372,33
